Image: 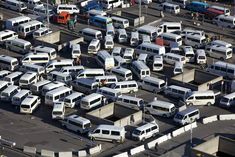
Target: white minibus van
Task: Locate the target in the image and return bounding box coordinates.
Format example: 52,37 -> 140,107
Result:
5,0 -> 27,12
71,43 -> 81,59
164,53 -> 186,65
181,28 -> 205,38
185,90 -> 215,106
0,81 -> 10,93
184,33 -> 206,48
20,95 -> 40,114
137,25 -> 162,41
106,24 -> 115,37
208,40 -> 232,49
111,67 -> 132,81
131,61 -> 150,80
61,115 -> 91,133
0,30 -> 18,45
159,2 -> 180,14
71,78 -> 99,94
60,66 -> 84,78
57,4 -> 79,14
63,92 -> 84,108
161,32 -> 182,47
205,45 -> 232,60
52,101 -> 65,119
80,93 -> 105,110
117,95 -> 144,108
111,16 -> 129,29
132,122 -> 159,141
89,125 -> 125,143
138,76 -> 166,93
77,69 -> 105,79
114,56 -> 126,67
195,49 -> 207,64
11,89 -> 31,106
146,100 -> 176,117
17,20 -> 44,38
152,55 -> 163,71
116,29 -> 127,43
45,59 -> 73,73
79,28 -> 102,41
0,85 -> 20,102
19,72 -> 38,89
97,87 -> 121,102
213,15 -> 235,29
0,55 -> 19,71
41,81 -> 66,96
24,0 -> 43,9
137,53 -> 148,63
5,16 -> 31,31
174,107 -> 199,125
101,0 -> 123,9
94,75 -> 117,86
30,80 -> 51,95
88,39 -> 100,54
104,35 -> 114,49
110,80 -> 138,94
4,71 -> 23,85
220,92 -> 235,108
31,45 -> 57,60
5,38 -> 32,54
21,52 -> 49,65
136,43 -> 165,56
159,22 -> 182,33
19,64 -> 45,76
47,71 -> 72,84
123,48 -> 134,64
33,27 -> 52,38
164,85 -> 191,100
0,71 -> 11,80
130,31 -> 139,47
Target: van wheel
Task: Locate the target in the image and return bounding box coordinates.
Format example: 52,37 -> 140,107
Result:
207,102 -> 212,106
129,90 -> 134,94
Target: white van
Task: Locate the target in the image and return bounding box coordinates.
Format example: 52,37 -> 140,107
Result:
0,85 -> 20,101
5,16 -> 31,31
131,61 -> 150,80
185,90 -> 215,106
213,15 -> 235,28
111,67 -> 132,81
146,100 -> 176,117
77,69 -> 105,79
138,76 -> 166,93
17,20 -> 44,38
19,72 -> 38,89
206,61 -> 235,79
205,45 -> 233,60
47,71 -> 72,84
94,75 -> 117,86
117,95 -> 144,108
31,45 -> 57,60
25,0 -> 43,9
173,61 -> 183,75
19,64 -> 45,76
0,81 -> 10,92
63,92 -> 84,108
20,95 -> 40,114
104,35 -> 114,50
62,115 -> 91,133
181,46 -> 194,63
4,71 -> 23,85
30,80 -> 51,95
5,0 -> 27,12
52,101 -> 65,119
71,78 -> 99,94
57,4 -> 79,14
130,31 -> 139,47
152,55 -> 163,71
111,16 -> 129,29
21,52 -> 49,65
161,32 -> 182,47
96,50 -> 115,70
136,43 -> 165,56
184,33 -> 206,48
0,71 -> 11,80
0,30 -> 18,45
5,38 -> 32,54
195,49 -> 207,64
159,2 -> 180,14
41,81 -> 66,96
116,29 -> 127,43
106,24 -> 115,37
159,22 -> 182,33
71,44 -> 81,59
45,59 -> 73,73
88,39 -> 100,54
11,89 -> 31,106
220,92 -> 235,108
164,53 -> 186,65
137,53 -> 148,63
135,0 -> 152,4
112,47 -> 122,56
164,85 -> 191,100
174,107 -> 200,125
208,40 -> 232,49
114,56 -> 126,67
60,66 -> 84,78
123,48 -> 134,64
132,122 -> 159,141
110,81 -> 138,94
33,27 -> 52,38
0,55 -> 19,71
97,87 -> 121,102
89,125 -> 125,143
137,25 -> 162,41
181,28 -> 205,38
79,28 -> 102,41
80,93 -> 105,110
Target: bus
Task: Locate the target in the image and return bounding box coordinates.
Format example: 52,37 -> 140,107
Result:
0,55 -> 19,71
90,15 -> 112,29
5,16 -> 31,31
186,1 -> 209,13
17,20 -> 44,38
101,0 -> 123,9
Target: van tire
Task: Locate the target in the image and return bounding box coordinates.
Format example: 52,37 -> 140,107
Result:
207,102 -> 212,106
129,90 -> 134,94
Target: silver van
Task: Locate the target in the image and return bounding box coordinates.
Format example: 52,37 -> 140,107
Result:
174,107 -> 200,125
0,85 -> 20,102
11,89 -> 31,106
63,92 -> 84,108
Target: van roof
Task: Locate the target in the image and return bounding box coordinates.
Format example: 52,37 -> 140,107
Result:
112,66 -> 131,73
1,85 -> 19,93
96,125 -> 124,131
5,71 -> 22,78
213,61 -> 235,69
76,78 -> 98,85
50,71 -> 70,77
6,16 -> 31,23
11,38 -> 31,44
18,20 -> 42,27
162,2 -> 179,7
61,65 -> 84,71
143,76 -> 165,84
13,89 -> 30,97
135,122 -> 158,131
223,92 -> 235,99
165,53 -> 185,58
114,80 -> 137,86
33,45 -> 56,52
162,32 -> 181,38
67,115 -> 91,124
119,95 -> 143,101
211,40 -> 232,47
132,61 -> 150,70
168,85 -> 191,91
99,87 -> 120,93
185,33 -> 206,39
64,92 -> 84,99
24,52 -> 49,58
137,25 -> 158,33
0,70 -> 11,76
31,80 -> 51,87
82,28 -> 101,34
218,15 -> 235,20
20,72 -> 37,80
87,9 -> 107,16
149,100 -> 175,108
47,59 -> 73,64
190,90 -> 214,96
94,75 -> 117,80
0,81 -> 9,87
210,45 -> 232,51
53,101 -> 64,111
82,93 -> 103,101
177,107 -> 199,116
21,95 -> 38,105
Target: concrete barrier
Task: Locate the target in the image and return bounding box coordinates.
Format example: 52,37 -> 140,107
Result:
157,135 -> 168,144
147,138 -> 158,149
191,122 -> 197,128
184,122 -> 197,131
23,146 -> 36,154
172,127 -> 185,137
202,115 -> 218,124
129,145 -> 145,155
41,149 -> 55,157
78,150 -> 87,157
58,152 -> 72,157
88,144 -> 102,155
219,114 -> 235,120
113,152 -> 128,157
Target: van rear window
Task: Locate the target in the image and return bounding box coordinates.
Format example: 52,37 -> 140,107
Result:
111,131 -> 120,136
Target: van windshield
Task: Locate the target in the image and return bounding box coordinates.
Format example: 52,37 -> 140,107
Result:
12,61 -> 18,66
21,105 -> 30,108
132,129 -> 141,135
53,111 -> 62,115
175,114 -> 183,120
120,35 -> 127,38
220,97 -> 229,103
198,56 -> 205,59
84,123 -> 91,128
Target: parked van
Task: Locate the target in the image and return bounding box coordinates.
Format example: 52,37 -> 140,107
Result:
0,55 -> 19,71
0,71 -> 11,80
11,89 -> 31,106
96,51 -> 115,70
5,16 -> 31,31
112,47 -> 122,56
4,71 -> 23,85
206,61 -> 235,79
130,31 -> 139,47
220,92 -> 235,108
184,33 -> 206,48
111,67 -> 132,81
77,69 -> 105,79
33,27 -> 52,38
24,0 -> 43,9
57,4 -> 79,14
173,61 -> 183,75
21,52 -> 49,65
17,20 -> 44,38
208,40 -> 232,49
60,66 -> 84,78
0,30 -> 18,45
62,115 -> 91,133
146,100 -> 176,117
164,53 -> 186,65
80,93 -> 105,110
19,72 -> 38,89
106,24 -> 115,37
195,49 -> 207,64
135,0 -> 152,4
123,48 -> 134,64
63,92 -> 84,108
71,78 -> 99,94
113,56 -> 126,67
20,95 -> 40,114
152,55 -> 163,71
174,107 -> 200,125
19,64 -> 45,76
0,85 -> 20,101
137,25 -> 162,41
79,28 -> 102,41
185,90 -> 215,106
181,28 -> 205,38
136,43 -> 165,56
89,125 -> 125,143
45,59 -> 73,73
116,29 -> 127,43
47,71 -> 72,84
164,85 -> 191,100
94,75 -> 117,86
205,45 -> 232,60
5,0 -> 27,12
213,15 -> 235,29
181,46 -> 194,63
71,44 -> 81,59
52,101 -> 65,119
41,81 -> 66,96
0,81 -> 10,92
110,81 -> 138,94
159,2 -> 180,14
160,32 -> 182,47
131,61 -> 150,80
104,35 -> 114,49
137,53 -> 148,63
30,80 -> 51,95
111,16 -> 129,29
97,87 -> 121,102
88,39 -> 100,54
5,38 -> 32,54
132,122 -> 159,141
159,22 -> 181,33
138,76 -> 166,93
31,45 -> 57,60
117,95 -> 144,108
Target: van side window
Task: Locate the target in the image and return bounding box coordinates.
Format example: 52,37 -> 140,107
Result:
152,126 -> 158,130
146,128 -> 151,133
94,129 -> 100,133
111,131 -> 120,136
102,130 -> 109,134
189,111 -> 199,117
